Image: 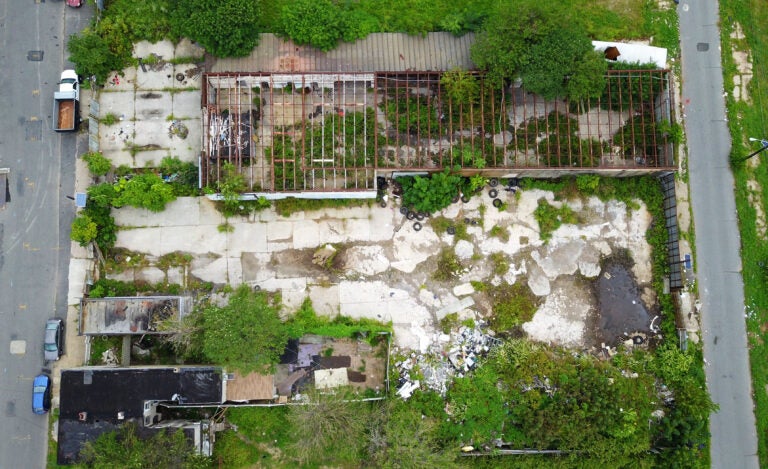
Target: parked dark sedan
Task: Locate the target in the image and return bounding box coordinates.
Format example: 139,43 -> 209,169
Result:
44,318 -> 63,361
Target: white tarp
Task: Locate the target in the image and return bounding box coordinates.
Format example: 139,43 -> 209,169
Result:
593,41 -> 668,68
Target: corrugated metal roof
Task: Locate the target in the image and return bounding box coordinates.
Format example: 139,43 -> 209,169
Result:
211,32 -> 476,73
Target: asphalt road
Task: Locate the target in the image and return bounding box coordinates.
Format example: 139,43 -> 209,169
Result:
678,1 -> 759,467
0,1 -> 85,467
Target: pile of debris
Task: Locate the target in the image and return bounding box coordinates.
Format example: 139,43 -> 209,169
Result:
394,320 -> 500,399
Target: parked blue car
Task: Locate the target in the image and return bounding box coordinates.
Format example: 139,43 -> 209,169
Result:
32,374 -> 51,415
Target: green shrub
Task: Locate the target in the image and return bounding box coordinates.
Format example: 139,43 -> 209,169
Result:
82,151 -> 112,177
399,170 -> 462,214
83,203 -> 117,251
88,278 -> 138,298
70,214 -> 98,247
159,157 -> 199,196
112,173 -> 176,212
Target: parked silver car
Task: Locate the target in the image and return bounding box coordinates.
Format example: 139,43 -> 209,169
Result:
44,318 -> 63,361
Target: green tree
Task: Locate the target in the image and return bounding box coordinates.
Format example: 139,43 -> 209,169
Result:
67,28 -> 124,84
171,0 -> 261,57
70,214 -> 98,247
566,50 -> 608,104
78,422 -> 211,468
277,0 -> 343,51
112,173 -> 177,212
520,26 -> 598,100
201,285 -> 288,372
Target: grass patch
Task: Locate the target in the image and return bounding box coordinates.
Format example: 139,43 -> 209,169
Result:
274,197 -> 372,217
486,282 -> 538,332
533,198 -> 579,242
489,252 -> 510,276
433,248 -> 464,282
489,224 -> 510,242
88,336 -> 123,365
439,312 -> 460,334
285,298 -> 391,341
429,216 -> 471,242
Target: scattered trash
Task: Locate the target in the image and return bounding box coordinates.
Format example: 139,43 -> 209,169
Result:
393,321 -> 499,398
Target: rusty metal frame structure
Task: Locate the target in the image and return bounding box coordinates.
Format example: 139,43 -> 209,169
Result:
201,69 -> 675,193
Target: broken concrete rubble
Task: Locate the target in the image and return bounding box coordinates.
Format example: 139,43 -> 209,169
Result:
393,320 -> 499,399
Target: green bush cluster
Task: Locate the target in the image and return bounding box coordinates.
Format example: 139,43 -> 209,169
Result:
82,151 -> 113,177
398,170 -> 462,214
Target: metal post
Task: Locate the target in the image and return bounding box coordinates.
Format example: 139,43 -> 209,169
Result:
741,137 -> 768,161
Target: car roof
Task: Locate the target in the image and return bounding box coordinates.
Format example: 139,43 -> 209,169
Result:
34,374 -> 49,386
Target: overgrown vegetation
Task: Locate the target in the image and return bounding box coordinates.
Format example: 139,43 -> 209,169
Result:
200,285 -> 288,373
285,298 -> 392,340
273,197 -> 371,217
79,422 -> 211,468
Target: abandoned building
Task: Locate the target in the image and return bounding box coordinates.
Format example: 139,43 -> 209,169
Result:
56,366 -> 222,465
202,33 -> 675,196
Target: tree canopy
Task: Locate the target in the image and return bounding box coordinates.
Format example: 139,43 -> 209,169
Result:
171,0 -> 261,58
471,1 -> 606,100
201,285 -> 288,372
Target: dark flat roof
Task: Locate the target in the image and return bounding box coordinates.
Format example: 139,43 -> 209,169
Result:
58,367 -> 221,465
59,367 -> 222,421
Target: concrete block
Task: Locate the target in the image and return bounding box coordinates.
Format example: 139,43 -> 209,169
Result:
293,220 -> 320,249
267,221 -> 293,241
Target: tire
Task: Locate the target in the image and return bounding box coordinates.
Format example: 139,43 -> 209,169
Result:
399,206 -> 408,215
493,198 -> 503,208
406,211 -> 416,220
488,189 -> 498,198
489,178 -> 499,187
447,226 -> 456,235
380,201 -> 388,208
461,195 -> 470,203
413,222 -> 422,231
415,212 -> 425,221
